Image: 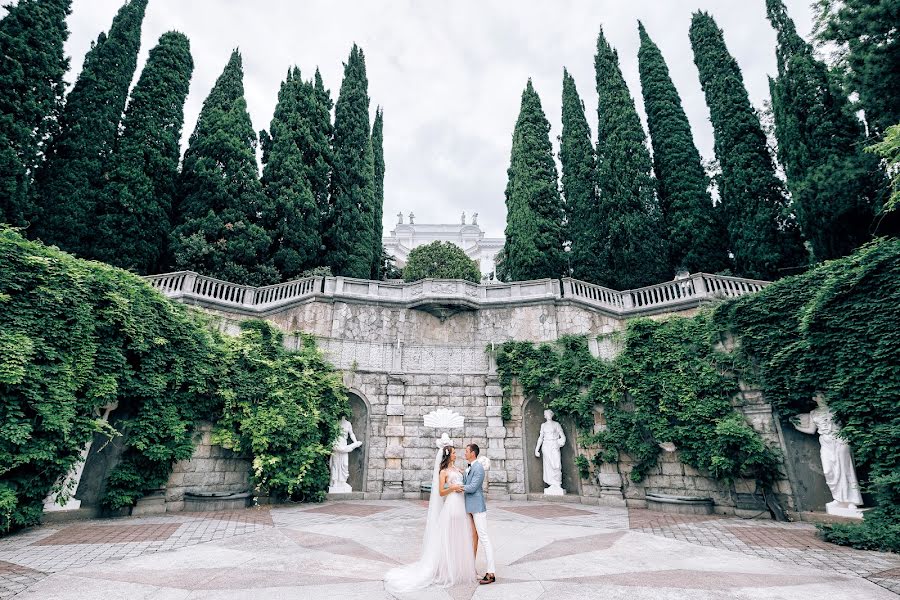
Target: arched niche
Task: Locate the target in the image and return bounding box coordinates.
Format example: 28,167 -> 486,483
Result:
347,391 -> 370,493
522,397 -> 582,496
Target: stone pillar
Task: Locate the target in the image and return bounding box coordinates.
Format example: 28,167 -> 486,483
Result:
484,376 -> 509,498
383,373 -> 406,498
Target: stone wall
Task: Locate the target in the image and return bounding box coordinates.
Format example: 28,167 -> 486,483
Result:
164,424 -> 251,512
169,291 -> 805,518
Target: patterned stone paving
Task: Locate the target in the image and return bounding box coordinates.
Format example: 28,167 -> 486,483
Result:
0,501 -> 896,599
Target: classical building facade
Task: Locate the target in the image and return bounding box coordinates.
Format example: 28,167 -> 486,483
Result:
383,211 -> 504,279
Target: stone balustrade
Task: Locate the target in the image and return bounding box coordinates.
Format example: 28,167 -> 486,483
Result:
562,273 -> 769,314
145,270 -> 768,316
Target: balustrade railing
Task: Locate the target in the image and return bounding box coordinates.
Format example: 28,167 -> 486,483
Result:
146,270 -> 768,315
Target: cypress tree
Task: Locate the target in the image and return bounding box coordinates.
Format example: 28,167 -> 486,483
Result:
371,107 -> 385,279
93,32 -> 193,274
311,68 -> 334,220
767,0 -> 885,262
259,68 -> 320,280
814,0 -> 899,136
323,44 -> 375,279
33,0 -> 148,256
690,11 -> 806,280
502,80 -> 566,281
594,28 -> 669,289
0,0 -> 71,227
171,50 -> 278,286
637,22 -> 730,274
559,68 -> 598,282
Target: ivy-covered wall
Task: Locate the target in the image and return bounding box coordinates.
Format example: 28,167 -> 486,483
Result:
496,238 -> 900,545
0,228 -> 348,533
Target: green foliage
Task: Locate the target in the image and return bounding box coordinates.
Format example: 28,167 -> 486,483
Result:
867,123 -> 900,215
213,323 -> 348,502
323,44 -> 376,279
559,69 -> 597,282
402,241 -> 481,283
94,32 -> 194,274
813,0 -> 900,136
637,22 -> 730,274
767,0 -> 885,262
33,0 -> 148,257
494,320 -> 780,486
593,28 -> 670,289
260,68 -> 322,280
371,107 -> 385,280
690,11 -> 807,280
0,0 -> 70,227
311,69 -> 335,226
711,237 -> 900,550
0,225 -> 223,527
0,227 -> 349,530
171,50 -> 278,286
574,455 -> 590,480
502,80 -> 566,281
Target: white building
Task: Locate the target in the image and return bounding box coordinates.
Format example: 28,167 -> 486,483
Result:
383,211 -> 504,279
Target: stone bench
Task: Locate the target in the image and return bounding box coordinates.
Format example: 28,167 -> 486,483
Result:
183,491 -> 252,512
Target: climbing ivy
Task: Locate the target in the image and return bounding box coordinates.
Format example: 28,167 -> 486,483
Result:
495,322 -> 780,487
0,227 -> 347,531
711,238 -> 900,551
496,237 -> 900,551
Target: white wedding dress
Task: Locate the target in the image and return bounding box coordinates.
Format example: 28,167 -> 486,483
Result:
384,448 -> 475,594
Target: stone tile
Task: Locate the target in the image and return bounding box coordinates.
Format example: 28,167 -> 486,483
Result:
303,503 -> 394,518
498,504 -> 593,520
33,523 -> 181,546
509,531 -> 626,565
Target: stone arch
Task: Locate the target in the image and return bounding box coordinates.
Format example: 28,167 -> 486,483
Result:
522,396 -> 582,496
346,388 -> 371,494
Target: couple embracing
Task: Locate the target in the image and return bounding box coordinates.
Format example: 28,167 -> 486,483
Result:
384,437 -> 497,594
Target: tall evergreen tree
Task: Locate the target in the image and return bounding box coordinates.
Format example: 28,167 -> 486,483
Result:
171,50 -> 278,286
93,32 -> 193,274
767,0 -> 884,262
323,44 -> 375,279
371,107 -> 385,279
637,22 -> 730,274
814,0 -> 899,136
502,80 -> 566,281
559,68 -> 597,282
594,28 -> 669,289
33,0 -> 148,256
690,11 -> 806,280
0,0 -> 71,227
311,68 -> 334,219
259,68 -> 320,280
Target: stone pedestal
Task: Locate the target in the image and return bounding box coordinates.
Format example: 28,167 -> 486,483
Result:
826,501 -> 863,519
544,484 -> 565,496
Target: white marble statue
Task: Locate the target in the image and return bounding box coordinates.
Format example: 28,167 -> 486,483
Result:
535,409 -> 566,495
793,394 -> 864,518
44,401 -> 118,512
329,416 -> 363,494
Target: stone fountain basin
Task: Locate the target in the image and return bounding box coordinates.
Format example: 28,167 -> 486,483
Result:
183,491 -> 252,512
645,492 -> 714,515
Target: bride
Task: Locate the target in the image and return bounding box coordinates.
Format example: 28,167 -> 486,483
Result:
384,436 -> 475,593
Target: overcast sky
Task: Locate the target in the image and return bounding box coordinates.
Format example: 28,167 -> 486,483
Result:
62,0 -> 816,238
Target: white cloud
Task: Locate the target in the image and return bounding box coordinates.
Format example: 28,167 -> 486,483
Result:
62,0 -> 816,238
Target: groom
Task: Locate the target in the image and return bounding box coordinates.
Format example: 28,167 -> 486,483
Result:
463,443 -> 496,585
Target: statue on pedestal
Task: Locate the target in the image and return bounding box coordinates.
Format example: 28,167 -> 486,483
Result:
397,211 -> 404,224
329,416 -> 363,494
44,401 -> 118,512
792,394 -> 864,518
535,409 -> 566,495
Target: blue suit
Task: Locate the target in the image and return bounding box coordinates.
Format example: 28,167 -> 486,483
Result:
463,461 -> 486,514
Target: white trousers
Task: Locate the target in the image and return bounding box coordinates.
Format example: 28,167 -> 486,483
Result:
471,511 -> 496,574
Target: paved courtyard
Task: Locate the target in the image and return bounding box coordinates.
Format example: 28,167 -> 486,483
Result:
1,500 -> 898,599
